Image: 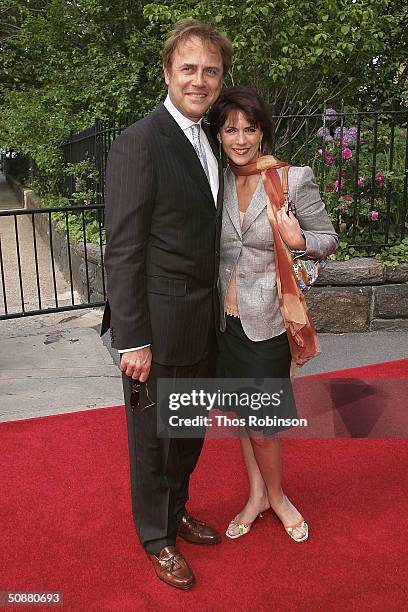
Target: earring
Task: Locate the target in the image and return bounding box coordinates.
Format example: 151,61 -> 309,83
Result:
259,139 -> 263,153
218,139 -> 222,160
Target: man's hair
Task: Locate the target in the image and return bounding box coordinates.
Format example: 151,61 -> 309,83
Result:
163,18 -> 233,75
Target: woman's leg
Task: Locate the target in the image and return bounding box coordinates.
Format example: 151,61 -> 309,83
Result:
249,434 -> 306,538
227,432 -> 270,534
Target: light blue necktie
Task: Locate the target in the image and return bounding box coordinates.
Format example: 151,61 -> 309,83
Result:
191,124 -> 210,182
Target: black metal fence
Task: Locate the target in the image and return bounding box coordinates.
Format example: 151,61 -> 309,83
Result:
61,101 -> 408,249
2,101 -> 407,319
269,100 -> 408,248
61,117 -> 138,206
0,204 -> 106,320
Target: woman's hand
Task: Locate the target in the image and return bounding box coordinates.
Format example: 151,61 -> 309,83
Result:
275,207 -> 306,250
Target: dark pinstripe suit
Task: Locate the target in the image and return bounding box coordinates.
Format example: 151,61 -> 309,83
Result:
101,103 -> 223,554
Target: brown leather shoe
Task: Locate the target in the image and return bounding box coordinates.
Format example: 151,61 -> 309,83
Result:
178,512 -> 221,545
148,546 -> 195,590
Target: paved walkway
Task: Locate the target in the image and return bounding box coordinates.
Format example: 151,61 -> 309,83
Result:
0,174 -> 21,212
0,175 -> 123,421
0,174 -> 82,316
0,174 -> 406,423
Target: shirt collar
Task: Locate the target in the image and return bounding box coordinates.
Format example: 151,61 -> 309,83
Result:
164,95 -> 203,132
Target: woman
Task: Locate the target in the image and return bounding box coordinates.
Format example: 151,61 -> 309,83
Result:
209,87 -> 338,542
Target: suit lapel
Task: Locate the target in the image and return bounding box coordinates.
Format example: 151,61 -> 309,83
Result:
216,162 -> 223,217
202,121 -> 223,216
201,120 -> 218,159
224,169 -> 242,238
155,104 -> 214,206
241,177 -> 266,235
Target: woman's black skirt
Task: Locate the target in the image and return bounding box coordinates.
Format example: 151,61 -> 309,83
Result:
216,315 -> 298,435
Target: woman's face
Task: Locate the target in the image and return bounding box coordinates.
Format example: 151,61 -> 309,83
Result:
218,110 -> 263,165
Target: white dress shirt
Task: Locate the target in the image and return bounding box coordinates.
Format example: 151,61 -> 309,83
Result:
163,95 -> 219,204
119,95 -> 219,354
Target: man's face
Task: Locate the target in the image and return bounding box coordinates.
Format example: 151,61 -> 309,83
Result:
164,36 -> 223,122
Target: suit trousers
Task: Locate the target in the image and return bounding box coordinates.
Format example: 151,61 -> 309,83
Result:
122,341 -> 216,556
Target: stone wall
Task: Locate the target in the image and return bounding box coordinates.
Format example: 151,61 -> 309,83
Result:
24,189 -> 105,304
6,173 -> 30,206
11,179 -> 408,332
306,258 -> 408,332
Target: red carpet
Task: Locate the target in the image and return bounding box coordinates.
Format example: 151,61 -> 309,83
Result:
287,358 -> 408,438
1,360 -> 408,610
306,357 -> 408,378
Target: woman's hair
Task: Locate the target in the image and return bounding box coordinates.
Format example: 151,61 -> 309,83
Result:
163,18 -> 233,76
208,86 -> 273,149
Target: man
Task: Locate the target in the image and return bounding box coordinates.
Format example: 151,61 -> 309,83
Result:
101,20 -> 233,589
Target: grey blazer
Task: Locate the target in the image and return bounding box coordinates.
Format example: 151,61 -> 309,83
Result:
219,165 -> 338,341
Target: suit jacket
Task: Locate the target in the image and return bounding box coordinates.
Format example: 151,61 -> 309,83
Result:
219,166 -> 338,341
101,103 -> 223,365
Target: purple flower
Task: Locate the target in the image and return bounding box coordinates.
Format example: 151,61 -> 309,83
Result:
334,179 -> 342,192
358,176 -> 366,188
338,169 -> 346,177
325,153 -> 334,166
346,126 -> 358,142
317,127 -> 333,141
370,210 -> 379,221
324,108 -> 337,123
342,147 -> 353,160
342,204 -> 349,211
318,148 -> 323,156
333,126 -> 359,145
343,194 -> 353,202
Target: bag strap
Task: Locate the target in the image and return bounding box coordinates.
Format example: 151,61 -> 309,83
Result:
281,165 -> 290,205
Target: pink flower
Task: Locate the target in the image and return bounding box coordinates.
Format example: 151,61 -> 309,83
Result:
334,179 -> 342,193
318,148 -> 323,156
370,210 -> 379,221
342,204 -> 349,211
376,174 -> 385,188
343,194 -> 353,202
342,148 -> 353,160
325,183 -> 333,192
338,169 -> 346,177
358,176 -> 366,188
325,154 -> 334,166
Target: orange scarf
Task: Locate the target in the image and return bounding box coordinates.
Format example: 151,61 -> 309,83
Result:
230,155 -> 320,372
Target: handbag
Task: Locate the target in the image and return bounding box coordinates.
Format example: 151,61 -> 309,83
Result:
280,166 -> 326,292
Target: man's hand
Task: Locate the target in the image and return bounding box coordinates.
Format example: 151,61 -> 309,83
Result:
275,208 -> 306,250
120,347 -> 152,382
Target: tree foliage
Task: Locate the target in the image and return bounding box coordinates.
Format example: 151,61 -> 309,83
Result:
143,0 -> 407,109
0,0 -> 406,183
